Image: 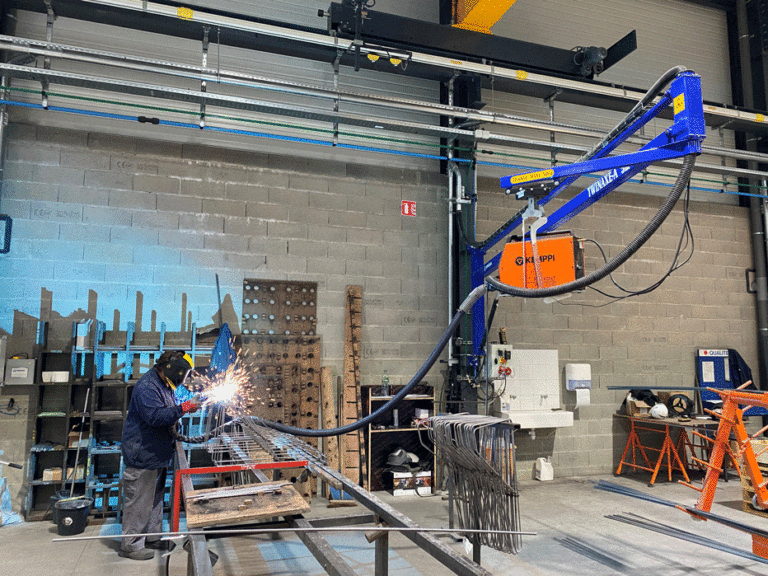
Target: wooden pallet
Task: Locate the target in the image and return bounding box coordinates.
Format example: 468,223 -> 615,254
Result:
185,481 -> 309,529
340,286 -> 366,486
740,454 -> 768,519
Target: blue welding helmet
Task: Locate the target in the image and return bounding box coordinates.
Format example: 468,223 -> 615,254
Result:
157,350 -> 194,386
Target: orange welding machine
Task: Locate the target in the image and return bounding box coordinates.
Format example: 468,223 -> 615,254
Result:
498,231 -> 585,289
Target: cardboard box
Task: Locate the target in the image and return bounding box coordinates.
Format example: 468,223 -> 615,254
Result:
66,466 -> 85,481
42,467 -> 63,482
626,399 -> 651,417
392,471 -> 432,496
42,371 -> 70,383
68,432 -> 89,449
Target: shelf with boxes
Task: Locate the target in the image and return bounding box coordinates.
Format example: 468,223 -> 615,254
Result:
23,318 -> 214,520
23,332 -> 92,520
362,385 -> 435,493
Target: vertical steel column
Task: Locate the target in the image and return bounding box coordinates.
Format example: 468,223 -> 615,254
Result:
472,539 -> 481,565
174,443 -> 215,576
447,73 -> 457,371
735,0 -> 768,392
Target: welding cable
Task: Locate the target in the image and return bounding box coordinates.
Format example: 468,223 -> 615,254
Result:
486,153 -> 696,299
578,65 -> 687,163
555,180 -> 694,308
253,284 -> 488,437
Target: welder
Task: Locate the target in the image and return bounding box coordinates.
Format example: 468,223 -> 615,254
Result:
119,350 -> 199,560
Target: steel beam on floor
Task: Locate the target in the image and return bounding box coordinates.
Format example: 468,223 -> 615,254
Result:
290,515 -> 359,576
305,461 -> 491,576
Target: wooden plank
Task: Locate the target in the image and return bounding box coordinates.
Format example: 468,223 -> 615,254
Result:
185,481 -> 310,529
321,366 -> 340,473
341,285 -> 364,486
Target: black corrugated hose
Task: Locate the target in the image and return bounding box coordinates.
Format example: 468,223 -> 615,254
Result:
254,284 -> 488,438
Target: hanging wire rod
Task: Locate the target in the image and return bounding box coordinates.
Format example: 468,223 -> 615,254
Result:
606,513 -> 768,565
53,526 -> 537,543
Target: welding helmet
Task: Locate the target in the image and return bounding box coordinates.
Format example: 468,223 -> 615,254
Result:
157,350 -> 194,386
386,448 -> 421,472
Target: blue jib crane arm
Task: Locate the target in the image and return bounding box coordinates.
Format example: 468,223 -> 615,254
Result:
482,71 -> 705,278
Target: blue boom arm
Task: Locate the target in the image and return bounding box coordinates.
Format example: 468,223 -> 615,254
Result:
467,71 -> 705,357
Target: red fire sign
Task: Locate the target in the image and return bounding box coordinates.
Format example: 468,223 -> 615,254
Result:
401,200 -> 416,217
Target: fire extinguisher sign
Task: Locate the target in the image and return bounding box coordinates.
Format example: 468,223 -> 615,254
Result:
401,200 -> 416,217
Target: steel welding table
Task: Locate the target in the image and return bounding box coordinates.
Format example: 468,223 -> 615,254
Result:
614,413 -> 732,486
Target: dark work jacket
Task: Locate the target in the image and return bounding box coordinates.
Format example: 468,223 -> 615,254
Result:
121,367 -> 184,469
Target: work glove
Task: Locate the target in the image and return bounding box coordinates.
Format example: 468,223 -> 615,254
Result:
181,400 -> 199,414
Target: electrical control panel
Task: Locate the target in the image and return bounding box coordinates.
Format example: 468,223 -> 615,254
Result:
486,343 -> 514,383
495,349 -> 563,413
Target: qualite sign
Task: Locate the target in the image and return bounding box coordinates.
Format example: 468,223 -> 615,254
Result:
401,200 -> 416,216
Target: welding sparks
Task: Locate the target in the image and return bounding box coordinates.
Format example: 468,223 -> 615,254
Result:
187,348 -> 257,418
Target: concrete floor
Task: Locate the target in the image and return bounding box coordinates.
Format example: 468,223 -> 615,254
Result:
0,473 -> 765,576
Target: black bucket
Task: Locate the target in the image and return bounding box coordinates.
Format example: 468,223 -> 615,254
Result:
50,490 -> 73,524
55,497 -> 93,536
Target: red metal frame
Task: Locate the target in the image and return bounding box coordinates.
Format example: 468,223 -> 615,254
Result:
171,460 -> 309,532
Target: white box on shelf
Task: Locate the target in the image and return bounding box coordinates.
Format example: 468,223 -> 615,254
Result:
392,471 -> 432,496
42,371 -> 69,383
42,467 -> 63,482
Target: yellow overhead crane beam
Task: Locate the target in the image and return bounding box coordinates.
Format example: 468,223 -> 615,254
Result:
453,0 -> 519,34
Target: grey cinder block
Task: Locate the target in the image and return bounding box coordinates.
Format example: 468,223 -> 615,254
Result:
203,198 -> 246,217
83,205 -> 132,227
134,174 -> 181,195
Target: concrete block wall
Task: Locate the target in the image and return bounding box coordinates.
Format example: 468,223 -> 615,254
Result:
0,122 -> 448,510
0,119 -> 760,501
476,178 -> 757,478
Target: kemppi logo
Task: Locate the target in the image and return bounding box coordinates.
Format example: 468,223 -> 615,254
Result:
515,254 -> 555,266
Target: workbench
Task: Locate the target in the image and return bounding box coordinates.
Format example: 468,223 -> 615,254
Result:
614,413 -> 732,486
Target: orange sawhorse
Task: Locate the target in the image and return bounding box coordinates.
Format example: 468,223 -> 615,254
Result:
615,417 -> 690,485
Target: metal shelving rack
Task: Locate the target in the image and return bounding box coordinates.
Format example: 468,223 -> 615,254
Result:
24,319 -> 214,520
24,320 -> 90,520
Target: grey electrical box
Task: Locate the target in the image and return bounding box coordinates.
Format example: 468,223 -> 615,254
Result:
4,358 -> 35,385
0,335 -> 6,386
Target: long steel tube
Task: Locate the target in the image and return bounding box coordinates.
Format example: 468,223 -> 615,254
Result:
0,35 -> 766,164
2,36 -> 768,183
2,63 -> 767,186
75,0 -> 767,130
